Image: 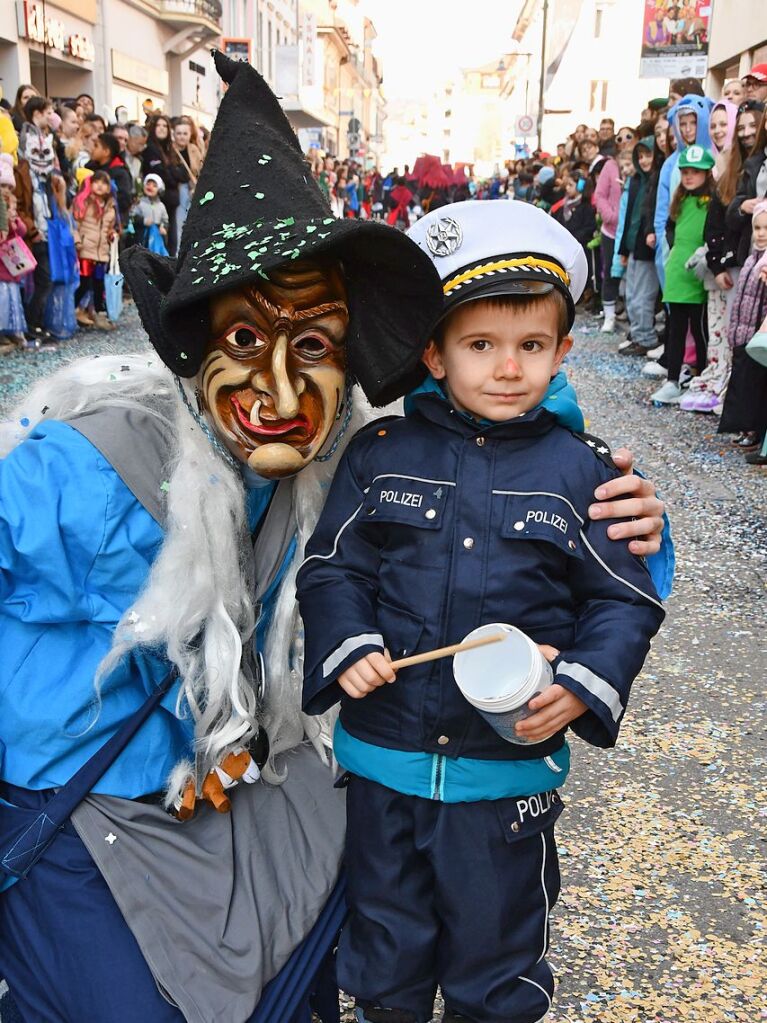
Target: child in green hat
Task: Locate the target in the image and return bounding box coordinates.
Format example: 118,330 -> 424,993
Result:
652,145 -> 716,405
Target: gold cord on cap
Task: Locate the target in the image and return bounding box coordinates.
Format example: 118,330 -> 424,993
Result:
443,256 -> 571,296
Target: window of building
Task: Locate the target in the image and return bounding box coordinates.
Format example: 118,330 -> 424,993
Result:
589,80 -> 608,112
257,11 -> 264,72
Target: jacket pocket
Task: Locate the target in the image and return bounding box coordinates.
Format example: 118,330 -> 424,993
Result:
363,475 -> 452,530
495,789 -> 564,844
500,493 -> 584,559
376,597 -> 425,661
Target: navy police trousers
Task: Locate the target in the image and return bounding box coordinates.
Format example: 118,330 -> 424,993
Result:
339,776 -> 564,1023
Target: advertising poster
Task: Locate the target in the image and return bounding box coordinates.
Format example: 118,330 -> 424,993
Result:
640,1 -> 711,79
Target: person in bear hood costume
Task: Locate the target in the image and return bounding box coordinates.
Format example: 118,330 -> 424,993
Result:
0,53 -> 668,1023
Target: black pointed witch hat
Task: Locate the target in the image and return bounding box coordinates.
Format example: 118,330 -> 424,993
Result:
121,51 -> 443,406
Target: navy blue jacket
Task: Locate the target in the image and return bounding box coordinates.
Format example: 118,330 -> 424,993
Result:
297,395 -> 665,760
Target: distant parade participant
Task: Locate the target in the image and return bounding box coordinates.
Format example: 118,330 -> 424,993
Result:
298,201 -> 666,1023
0,55 -> 668,1023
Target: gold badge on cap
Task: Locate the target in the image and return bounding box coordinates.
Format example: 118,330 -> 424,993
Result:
425,217 -> 463,257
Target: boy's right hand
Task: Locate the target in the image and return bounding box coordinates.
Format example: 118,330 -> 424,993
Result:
338,652 -> 396,699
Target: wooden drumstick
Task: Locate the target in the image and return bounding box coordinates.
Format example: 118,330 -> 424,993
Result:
389,632 -> 505,671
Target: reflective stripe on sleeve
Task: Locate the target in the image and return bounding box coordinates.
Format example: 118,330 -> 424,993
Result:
557,660 -> 623,722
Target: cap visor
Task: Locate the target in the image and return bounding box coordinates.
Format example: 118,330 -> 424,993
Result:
446,278 -> 555,311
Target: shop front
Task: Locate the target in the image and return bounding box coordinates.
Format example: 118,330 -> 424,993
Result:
0,0 -> 96,105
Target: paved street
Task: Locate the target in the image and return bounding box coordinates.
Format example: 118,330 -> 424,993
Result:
1,306 -> 765,1023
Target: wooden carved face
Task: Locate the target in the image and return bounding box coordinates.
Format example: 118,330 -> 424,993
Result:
200,260 -> 349,477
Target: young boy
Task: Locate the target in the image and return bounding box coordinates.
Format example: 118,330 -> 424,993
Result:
297,201 -> 665,1023
134,173 -> 168,248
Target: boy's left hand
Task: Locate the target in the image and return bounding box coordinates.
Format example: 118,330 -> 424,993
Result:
514,645 -> 587,742
588,448 -> 665,556
516,685 -> 587,742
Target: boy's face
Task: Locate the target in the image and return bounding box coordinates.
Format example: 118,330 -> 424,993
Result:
678,111 -> 697,144
91,138 -> 108,163
144,179 -> 159,197
422,298 -> 572,423
637,147 -> 655,173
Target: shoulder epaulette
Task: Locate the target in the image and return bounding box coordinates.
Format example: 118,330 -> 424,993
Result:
572,430 -> 617,470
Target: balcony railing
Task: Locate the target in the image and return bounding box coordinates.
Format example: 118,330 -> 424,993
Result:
154,0 -> 222,24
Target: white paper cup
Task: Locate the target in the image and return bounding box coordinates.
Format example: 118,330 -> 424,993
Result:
453,623 -> 553,745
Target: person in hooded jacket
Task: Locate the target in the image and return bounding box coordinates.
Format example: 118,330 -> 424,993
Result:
653,94 -> 715,290
616,137 -> 663,356
553,170 -> 596,267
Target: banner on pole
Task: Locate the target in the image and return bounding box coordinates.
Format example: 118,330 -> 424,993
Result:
639,1 -> 711,80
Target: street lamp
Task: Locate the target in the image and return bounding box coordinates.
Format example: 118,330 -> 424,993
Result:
536,0 -> 549,151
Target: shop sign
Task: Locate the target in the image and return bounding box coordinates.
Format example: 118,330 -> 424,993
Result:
16,1 -> 96,63
301,12 -> 317,89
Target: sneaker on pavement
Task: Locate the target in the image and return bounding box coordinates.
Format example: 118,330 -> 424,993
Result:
642,360 -> 666,378
651,380 -> 683,404
679,390 -> 719,412
679,364 -> 695,388
744,450 -> 767,466
617,337 -> 633,351
620,341 -> 651,357
646,344 -> 664,360
601,316 -> 616,333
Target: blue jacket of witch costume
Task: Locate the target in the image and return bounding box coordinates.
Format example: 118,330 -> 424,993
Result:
297,381 -> 666,801
0,419 -> 279,801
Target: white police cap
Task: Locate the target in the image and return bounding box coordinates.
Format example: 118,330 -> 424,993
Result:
407,199 -> 589,330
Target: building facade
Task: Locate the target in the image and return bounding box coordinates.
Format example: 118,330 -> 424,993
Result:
501,0 -> 668,154
1,0 -> 222,125
706,0 -> 767,94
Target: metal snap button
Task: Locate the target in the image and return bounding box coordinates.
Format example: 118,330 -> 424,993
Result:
476,436 -> 485,447
511,821 -> 520,832
514,521 -> 525,531
425,509 -> 437,520
437,735 -> 450,745
463,537 -> 475,549
367,508 -> 376,515
568,540 -> 576,550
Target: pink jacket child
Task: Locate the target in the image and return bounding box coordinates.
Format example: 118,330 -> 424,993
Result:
594,155 -> 623,238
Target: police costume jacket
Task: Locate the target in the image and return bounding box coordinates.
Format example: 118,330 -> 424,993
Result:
298,393 -> 665,766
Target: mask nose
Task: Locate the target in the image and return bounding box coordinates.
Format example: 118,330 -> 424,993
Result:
252,332 -> 304,419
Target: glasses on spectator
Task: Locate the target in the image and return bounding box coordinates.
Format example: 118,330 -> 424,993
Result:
616,132 -> 635,143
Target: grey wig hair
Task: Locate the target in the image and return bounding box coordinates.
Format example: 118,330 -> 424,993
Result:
2,354 -> 370,806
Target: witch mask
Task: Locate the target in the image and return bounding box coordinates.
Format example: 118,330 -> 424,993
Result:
199,260 -> 349,477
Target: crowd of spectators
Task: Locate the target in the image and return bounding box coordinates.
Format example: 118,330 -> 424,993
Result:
0,84 -> 208,351
2,66 -> 766,467
314,68 -> 766,468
